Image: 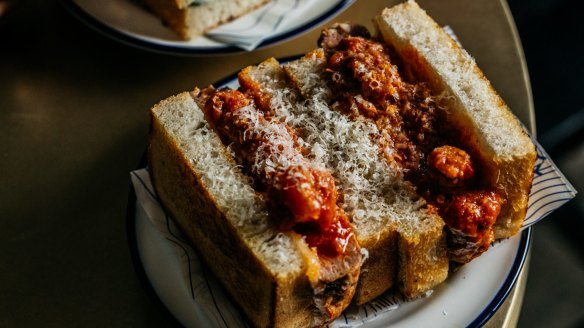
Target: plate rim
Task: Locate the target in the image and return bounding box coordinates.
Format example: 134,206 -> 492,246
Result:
61,0 -> 354,55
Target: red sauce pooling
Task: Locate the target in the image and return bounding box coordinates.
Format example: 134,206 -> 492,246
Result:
441,191 -> 502,252
297,215 -> 354,258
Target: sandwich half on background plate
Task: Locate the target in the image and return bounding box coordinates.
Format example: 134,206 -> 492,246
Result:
140,0 -> 272,40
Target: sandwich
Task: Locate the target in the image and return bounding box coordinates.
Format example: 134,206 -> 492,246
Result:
140,0 -> 271,40
147,1 -> 536,326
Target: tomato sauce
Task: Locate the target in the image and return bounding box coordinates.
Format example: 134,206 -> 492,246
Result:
321,32 -> 502,263
200,88 -> 351,258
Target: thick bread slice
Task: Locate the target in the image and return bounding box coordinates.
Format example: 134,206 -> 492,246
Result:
375,1 -> 536,238
142,0 -> 270,40
285,52 -> 449,300
148,93 -> 329,328
282,53 -> 449,300
239,56 -> 448,302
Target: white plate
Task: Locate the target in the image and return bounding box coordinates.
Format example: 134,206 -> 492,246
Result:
62,0 -> 354,55
127,70 -> 531,327
128,168 -> 529,328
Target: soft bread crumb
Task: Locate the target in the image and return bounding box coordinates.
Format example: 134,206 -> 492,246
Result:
242,56 -> 448,300
152,93 -> 303,277
375,0 -> 536,238
376,0 -> 533,158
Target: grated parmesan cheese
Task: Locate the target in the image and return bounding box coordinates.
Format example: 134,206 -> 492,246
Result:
156,95 -> 303,277
244,58 -> 443,242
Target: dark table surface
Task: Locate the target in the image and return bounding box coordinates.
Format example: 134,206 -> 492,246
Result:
507,0 -> 584,327
0,0 -> 546,326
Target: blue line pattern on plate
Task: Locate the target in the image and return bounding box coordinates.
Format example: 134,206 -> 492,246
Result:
522,141 -> 577,228
131,170 -> 247,328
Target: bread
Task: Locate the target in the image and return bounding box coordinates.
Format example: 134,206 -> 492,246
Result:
146,1 -> 537,325
239,55 -> 448,303
141,0 -> 271,40
374,1 -> 536,239
149,91 -> 362,327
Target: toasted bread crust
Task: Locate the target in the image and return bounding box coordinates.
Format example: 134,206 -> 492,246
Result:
142,0 -> 271,40
397,221 -> 448,298
149,95 -> 276,327
149,93 -> 362,327
284,51 -> 450,301
353,230 -> 398,305
141,0 -> 190,39
375,1 -> 536,239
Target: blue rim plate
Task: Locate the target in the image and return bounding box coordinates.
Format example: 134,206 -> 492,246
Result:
127,185 -> 530,327
61,0 -> 354,55
126,65 -> 531,327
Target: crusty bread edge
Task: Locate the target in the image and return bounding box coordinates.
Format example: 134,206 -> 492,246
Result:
147,93 -> 324,328
281,52 -> 449,302
374,1 -> 536,239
